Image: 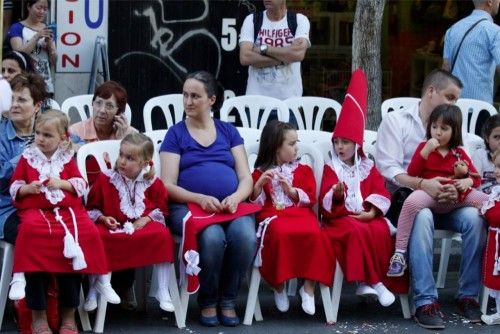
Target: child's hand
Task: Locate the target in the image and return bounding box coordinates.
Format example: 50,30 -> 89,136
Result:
332,183 -> 344,200
256,170 -> 273,189
420,138 -> 440,159
133,217 -> 150,230
98,216 -> 119,230
277,174 -> 295,196
349,207 -> 376,221
453,178 -> 473,193
221,194 -> 239,214
26,181 -> 43,194
44,177 -> 63,190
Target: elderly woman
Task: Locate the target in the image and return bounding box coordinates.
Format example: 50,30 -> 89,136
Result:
160,71 -> 256,327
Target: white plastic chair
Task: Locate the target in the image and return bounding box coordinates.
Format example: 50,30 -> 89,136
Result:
243,142 -> 334,325
284,97 -> 342,130
144,129 -> 168,169
237,127 -> 261,149
296,129 -> 332,144
142,94 -> 184,132
46,98 -> 60,110
381,97 -> 420,120
0,241 -> 14,331
219,95 -> 288,129
61,94 -> 132,126
76,140 -> 185,331
456,98 -> 498,134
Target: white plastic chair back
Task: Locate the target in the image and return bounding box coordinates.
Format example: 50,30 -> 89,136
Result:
220,95 -> 288,129
297,129 -> 332,144
142,94 -> 184,132
144,129 -> 168,169
284,97 -> 341,130
381,97 -> 420,120
363,130 -> 378,162
224,89 -> 236,100
236,127 -> 261,148
456,98 -> 498,134
463,133 -> 486,156
61,94 -> 132,126
46,98 -> 60,110
76,140 -> 121,183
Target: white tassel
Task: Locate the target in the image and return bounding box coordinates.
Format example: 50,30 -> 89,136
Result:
63,232 -> 79,258
72,243 -> 87,270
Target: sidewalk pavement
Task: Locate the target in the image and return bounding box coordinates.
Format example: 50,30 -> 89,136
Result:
1,271 -> 498,333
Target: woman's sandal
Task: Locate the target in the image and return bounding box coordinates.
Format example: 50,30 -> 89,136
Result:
31,321 -> 53,334
59,321 -> 79,334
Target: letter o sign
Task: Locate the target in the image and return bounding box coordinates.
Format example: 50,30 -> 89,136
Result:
61,32 -> 81,46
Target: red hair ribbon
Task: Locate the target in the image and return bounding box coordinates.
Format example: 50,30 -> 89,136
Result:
148,161 -> 154,167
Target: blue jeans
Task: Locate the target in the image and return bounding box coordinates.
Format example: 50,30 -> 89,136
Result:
169,203 -> 257,310
408,207 -> 486,308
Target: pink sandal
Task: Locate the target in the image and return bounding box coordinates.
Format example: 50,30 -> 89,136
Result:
31,321 -> 52,334
59,321 -> 79,334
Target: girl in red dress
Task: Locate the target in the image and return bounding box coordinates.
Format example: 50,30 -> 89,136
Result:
9,110 -> 116,334
250,120 -> 333,316
84,133 -> 176,313
320,69 -> 406,307
481,149 -> 500,326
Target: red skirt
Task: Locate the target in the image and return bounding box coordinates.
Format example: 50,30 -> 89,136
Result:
259,208 -> 335,287
97,221 -> 174,271
483,228 -> 500,291
14,207 -> 108,274
323,217 -> 408,294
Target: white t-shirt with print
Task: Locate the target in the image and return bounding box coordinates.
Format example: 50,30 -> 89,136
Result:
239,11 -> 310,100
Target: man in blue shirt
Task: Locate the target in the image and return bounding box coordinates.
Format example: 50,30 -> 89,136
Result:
443,0 -> 500,131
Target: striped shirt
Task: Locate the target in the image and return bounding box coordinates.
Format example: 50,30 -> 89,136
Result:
443,10 -> 500,103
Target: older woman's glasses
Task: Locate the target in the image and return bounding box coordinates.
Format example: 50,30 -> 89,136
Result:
93,99 -> 118,112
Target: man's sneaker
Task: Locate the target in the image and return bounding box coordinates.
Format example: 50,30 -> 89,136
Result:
414,302 -> 445,329
457,297 -> 482,323
387,252 -> 407,277
481,312 -> 500,325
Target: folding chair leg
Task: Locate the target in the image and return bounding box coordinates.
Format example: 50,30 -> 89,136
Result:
287,278 -> 297,296
243,267 -> 261,325
399,294 -> 412,319
134,267 -> 147,311
0,243 -> 14,331
93,295 -> 108,333
480,286 -> 489,315
168,267 -> 185,328
78,287 -> 92,332
319,284 -> 334,324
436,238 -> 452,289
330,262 -> 343,324
180,281 -> 189,327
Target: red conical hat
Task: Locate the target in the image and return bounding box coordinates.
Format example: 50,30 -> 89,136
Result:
332,69 -> 367,147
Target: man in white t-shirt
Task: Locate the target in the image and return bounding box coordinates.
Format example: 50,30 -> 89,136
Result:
239,0 -> 310,100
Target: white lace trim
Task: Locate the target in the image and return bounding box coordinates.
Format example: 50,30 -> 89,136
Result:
268,161 -> 299,209
250,189 -> 266,206
322,188 -> 335,213
104,169 -> 154,220
22,146 -> 76,204
88,209 -> 103,222
68,177 -> 87,198
296,188 -> 310,206
365,194 -> 390,215
481,186 -> 500,215
10,180 -> 26,200
148,208 -> 165,225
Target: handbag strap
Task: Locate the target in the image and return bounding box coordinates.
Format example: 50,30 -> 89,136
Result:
450,18 -> 488,72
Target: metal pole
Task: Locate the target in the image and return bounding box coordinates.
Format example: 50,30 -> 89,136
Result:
0,0 -> 4,62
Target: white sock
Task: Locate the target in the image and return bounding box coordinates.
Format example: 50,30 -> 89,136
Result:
155,262 -> 172,294
385,219 -> 397,236
97,273 -> 112,285
12,272 -> 25,283
496,297 -> 500,314
87,275 -> 97,300
395,249 -> 406,255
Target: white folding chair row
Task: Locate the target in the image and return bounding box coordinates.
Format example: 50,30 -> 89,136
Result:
76,140 -> 185,331
220,95 -> 288,129
243,142 -> 334,325
61,94 -> 132,126
283,96 -> 342,131
456,98 -> 497,135
142,94 -> 184,132
380,97 -> 420,120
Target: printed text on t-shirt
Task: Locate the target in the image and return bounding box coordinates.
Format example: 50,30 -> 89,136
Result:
256,28 -> 293,46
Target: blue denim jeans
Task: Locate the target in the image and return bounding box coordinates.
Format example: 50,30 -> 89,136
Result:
408,207 -> 486,308
169,203 -> 257,310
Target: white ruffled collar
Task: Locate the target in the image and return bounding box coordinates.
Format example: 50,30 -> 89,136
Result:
330,148 -> 373,213
481,185 -> 500,215
266,161 -> 298,209
104,169 -> 155,219
23,146 -> 74,204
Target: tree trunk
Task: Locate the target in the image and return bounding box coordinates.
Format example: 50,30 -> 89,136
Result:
352,0 -> 386,130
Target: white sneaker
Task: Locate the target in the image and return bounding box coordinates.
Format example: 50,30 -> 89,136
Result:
8,277 -> 26,301
156,289 -> 174,312
95,281 -> 121,304
299,286 -> 315,315
355,283 -> 378,298
273,289 -> 289,312
83,297 -> 97,312
482,313 -> 500,325
372,283 -> 395,307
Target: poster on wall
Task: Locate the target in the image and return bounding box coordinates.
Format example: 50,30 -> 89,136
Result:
56,0 -> 108,72
108,0 -> 261,130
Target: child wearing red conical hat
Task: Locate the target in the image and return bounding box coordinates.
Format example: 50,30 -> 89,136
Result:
319,69 -> 408,307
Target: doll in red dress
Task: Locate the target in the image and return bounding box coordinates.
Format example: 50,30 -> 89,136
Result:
84,133 -> 176,313
8,110 -> 117,334
250,120 -> 334,315
481,149 -> 500,326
